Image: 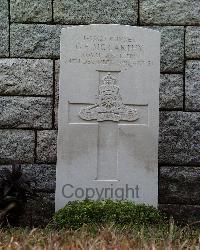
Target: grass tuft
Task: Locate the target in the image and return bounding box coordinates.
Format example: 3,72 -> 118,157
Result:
0,223 -> 199,249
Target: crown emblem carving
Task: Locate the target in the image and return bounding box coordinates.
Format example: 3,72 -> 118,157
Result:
99,73 -> 119,96
79,72 -> 139,122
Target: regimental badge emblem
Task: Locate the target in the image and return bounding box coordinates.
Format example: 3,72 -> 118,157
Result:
79,72 -> 139,122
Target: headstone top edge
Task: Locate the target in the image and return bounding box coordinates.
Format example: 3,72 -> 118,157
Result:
61,24 -> 161,36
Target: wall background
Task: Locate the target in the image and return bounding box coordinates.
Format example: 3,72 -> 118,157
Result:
0,0 -> 199,226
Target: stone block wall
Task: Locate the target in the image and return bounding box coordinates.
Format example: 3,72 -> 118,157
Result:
0,0 -> 199,226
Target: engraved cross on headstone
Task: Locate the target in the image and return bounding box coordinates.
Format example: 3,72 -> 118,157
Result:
69,71 -> 147,181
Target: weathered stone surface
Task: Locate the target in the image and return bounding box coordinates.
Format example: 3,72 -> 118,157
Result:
10,24 -> 61,58
0,0 -> 9,57
0,97 -> 52,128
0,164 -> 56,191
179,205 -> 200,224
0,0 -> 8,25
160,166 -> 200,204
160,74 -> 183,109
36,130 -> 57,163
185,61 -> 200,111
22,164 -> 56,191
0,130 -> 34,163
0,59 -> 53,95
147,26 -> 184,72
19,192 -> 55,227
140,0 -> 200,25
159,204 -> 200,224
159,112 -> 200,164
54,60 -> 60,128
158,204 -> 181,220
186,27 -> 200,59
11,0 -> 52,23
54,0 -> 138,25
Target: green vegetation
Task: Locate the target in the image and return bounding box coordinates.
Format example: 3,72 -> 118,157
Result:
52,200 -> 167,230
0,200 -> 199,249
1,199 -> 199,248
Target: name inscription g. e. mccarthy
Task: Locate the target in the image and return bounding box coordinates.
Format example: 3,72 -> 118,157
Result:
64,34 -> 154,68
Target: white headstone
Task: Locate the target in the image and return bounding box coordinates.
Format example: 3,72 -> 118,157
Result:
56,24 -> 160,210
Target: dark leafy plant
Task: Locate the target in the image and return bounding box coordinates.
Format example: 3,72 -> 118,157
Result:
52,200 -> 167,230
0,163 -> 35,226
